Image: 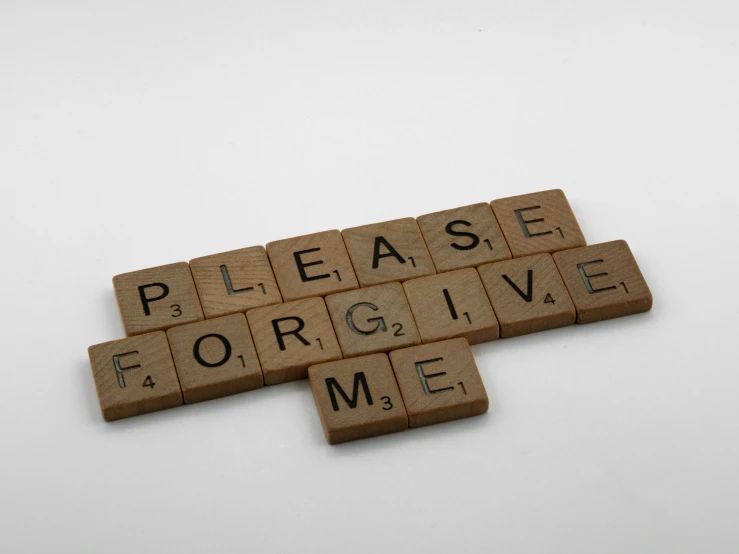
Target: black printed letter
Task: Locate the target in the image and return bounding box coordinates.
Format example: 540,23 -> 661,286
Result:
372,236 -> 406,269
502,270 -> 534,302
193,333 -> 232,368
138,283 -> 169,316
514,206 -> 552,238
445,220 -> 480,250
293,248 -> 330,282
272,317 -> 311,350
325,372 -> 374,411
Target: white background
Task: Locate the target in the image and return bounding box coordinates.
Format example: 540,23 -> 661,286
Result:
2,1 -> 738,553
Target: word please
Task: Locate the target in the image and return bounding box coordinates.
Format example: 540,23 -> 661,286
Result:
88,189 -> 652,444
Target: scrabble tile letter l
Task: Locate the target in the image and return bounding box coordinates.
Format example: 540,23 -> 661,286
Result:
491,189 -> 586,257
553,240 -> 652,323
113,262 -> 204,336
189,246 -> 282,319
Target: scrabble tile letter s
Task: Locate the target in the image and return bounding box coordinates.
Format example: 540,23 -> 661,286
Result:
113,262 -> 204,336
417,203 -> 512,272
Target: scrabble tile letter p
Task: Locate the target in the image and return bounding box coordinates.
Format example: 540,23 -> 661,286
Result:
491,189 -> 586,257
113,262 -> 204,336
342,218 -> 436,286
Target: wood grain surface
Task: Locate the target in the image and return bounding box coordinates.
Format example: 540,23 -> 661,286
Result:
88,331 -> 182,421
266,230 -> 359,301
553,240 -> 653,323
491,189 -> 586,257
477,253 -> 576,337
403,268 -> 500,345
113,262 -> 204,336
342,217 -> 436,286
417,202 -> 512,272
246,297 -> 342,385
325,282 -> 421,358
308,353 -> 408,444
166,313 -> 263,403
189,246 -> 282,319
388,338 -> 488,428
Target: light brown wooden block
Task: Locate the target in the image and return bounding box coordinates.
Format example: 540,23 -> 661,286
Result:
113,262 -> 204,336
553,240 -> 653,323
325,283 -> 421,358
88,331 -> 182,421
266,230 -> 359,301
189,246 -> 282,319
402,269 -> 500,345
342,218 -> 436,287
308,353 -> 408,444
166,313 -> 263,403
417,202 -> 512,272
246,297 -> 342,385
491,189 -> 586,257
389,338 -> 488,428
477,254 -> 576,338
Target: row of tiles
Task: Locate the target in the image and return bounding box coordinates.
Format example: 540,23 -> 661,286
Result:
90,241 -> 652,426
113,189 -> 589,337
90,328 -> 486,444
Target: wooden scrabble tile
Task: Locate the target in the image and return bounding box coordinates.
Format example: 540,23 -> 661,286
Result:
325,282 -> 421,358
166,313 -> 263,403
417,202 -> 512,272
389,338 -> 488,428
341,218 -> 436,287
309,353 -> 408,444
88,331 -> 182,421
402,269 -> 500,345
189,246 -> 282,319
553,240 -> 653,323
491,189 -> 586,257
113,262 -> 204,336
477,254 -> 576,338
246,297 -> 342,385
266,230 -> 359,301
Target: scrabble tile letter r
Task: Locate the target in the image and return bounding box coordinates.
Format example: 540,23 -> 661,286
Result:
114,262 -> 204,336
